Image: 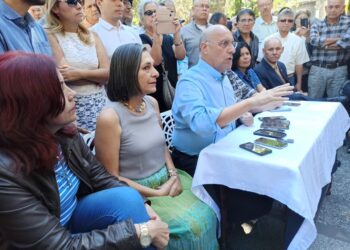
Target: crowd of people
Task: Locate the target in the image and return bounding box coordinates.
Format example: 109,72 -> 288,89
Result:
0,0 -> 349,249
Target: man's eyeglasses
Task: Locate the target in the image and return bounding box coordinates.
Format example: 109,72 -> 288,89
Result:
238,19 -> 254,24
58,0 -> 82,7
207,40 -> 237,49
279,19 -> 294,23
144,10 -> 157,16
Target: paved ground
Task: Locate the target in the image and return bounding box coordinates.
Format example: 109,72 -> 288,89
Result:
224,144 -> 350,250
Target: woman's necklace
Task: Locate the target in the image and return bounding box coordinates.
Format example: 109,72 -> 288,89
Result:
123,99 -> 146,113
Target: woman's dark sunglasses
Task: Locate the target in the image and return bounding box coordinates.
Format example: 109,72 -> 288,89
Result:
144,10 -> 157,16
58,0 -> 83,7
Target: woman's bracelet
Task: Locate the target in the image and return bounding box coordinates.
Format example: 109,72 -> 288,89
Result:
174,41 -> 183,46
168,168 -> 178,177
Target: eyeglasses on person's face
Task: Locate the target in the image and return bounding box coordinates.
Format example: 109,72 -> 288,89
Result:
238,18 -> 255,24
58,0 -> 82,7
144,9 -> 157,16
194,4 -> 210,9
207,40 -> 237,49
279,19 -> 294,23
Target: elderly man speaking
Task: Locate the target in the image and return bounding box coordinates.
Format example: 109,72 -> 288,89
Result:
171,24 -> 293,234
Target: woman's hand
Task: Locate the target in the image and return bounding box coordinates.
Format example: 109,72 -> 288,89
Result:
155,177 -> 176,196
168,176 -> 182,197
58,65 -> 82,82
295,26 -> 309,38
173,17 -> 181,35
147,220 -> 169,249
145,203 -> 161,221
239,112 -> 254,127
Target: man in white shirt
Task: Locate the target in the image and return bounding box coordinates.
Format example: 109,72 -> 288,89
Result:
253,0 -> 278,61
268,8 -> 309,92
92,0 -> 141,59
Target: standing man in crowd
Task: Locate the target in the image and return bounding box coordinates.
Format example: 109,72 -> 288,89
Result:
92,0 -> 141,59
269,9 -> 310,92
0,0 -> 51,54
308,0 -> 350,98
181,0 -> 211,68
253,0 -> 278,61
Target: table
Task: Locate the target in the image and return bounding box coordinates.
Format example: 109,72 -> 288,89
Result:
192,101 -> 350,250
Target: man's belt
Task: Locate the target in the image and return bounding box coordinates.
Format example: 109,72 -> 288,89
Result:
312,61 -> 347,69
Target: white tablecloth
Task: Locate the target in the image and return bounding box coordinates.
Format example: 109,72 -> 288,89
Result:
192,101 -> 350,250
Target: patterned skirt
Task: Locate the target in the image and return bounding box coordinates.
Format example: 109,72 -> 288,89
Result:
75,90 -> 106,131
134,167 -> 219,250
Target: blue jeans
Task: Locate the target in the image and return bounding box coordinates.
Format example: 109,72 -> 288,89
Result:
69,186 -> 155,249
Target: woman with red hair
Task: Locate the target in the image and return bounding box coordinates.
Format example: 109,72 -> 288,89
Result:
0,51 -> 169,249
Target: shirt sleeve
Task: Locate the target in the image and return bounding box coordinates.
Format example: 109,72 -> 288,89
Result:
310,22 -> 325,47
336,18 -> 350,49
174,78 -> 225,136
296,38 -> 310,65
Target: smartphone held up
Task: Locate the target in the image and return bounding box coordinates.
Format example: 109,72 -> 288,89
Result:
157,6 -> 176,34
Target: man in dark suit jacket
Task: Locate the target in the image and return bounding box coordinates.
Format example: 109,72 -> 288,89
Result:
255,37 -> 311,101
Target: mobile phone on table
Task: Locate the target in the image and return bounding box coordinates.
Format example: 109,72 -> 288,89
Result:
156,6 -> 176,34
239,142 -> 272,156
283,102 -> 301,107
258,116 -> 286,122
253,129 -> 287,139
300,18 -> 309,28
254,137 -> 288,149
261,119 -> 290,130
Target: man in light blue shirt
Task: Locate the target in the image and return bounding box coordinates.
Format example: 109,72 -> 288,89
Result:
171,25 -> 293,233
172,25 -> 292,176
0,0 -> 51,54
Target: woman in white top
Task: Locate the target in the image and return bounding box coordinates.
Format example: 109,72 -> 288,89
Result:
45,0 -> 109,131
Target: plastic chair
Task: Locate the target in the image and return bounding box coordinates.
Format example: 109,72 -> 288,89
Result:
82,131 -> 96,155
160,110 -> 174,151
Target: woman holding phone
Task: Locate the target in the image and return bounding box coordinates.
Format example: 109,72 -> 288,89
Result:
137,0 -> 186,112
0,51 -> 169,249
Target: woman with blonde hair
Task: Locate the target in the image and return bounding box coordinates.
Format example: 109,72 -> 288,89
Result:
45,0 -> 109,131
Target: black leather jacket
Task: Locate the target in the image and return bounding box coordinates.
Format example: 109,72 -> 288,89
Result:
0,133 -> 143,249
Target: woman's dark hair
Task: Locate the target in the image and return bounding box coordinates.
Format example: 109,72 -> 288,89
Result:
0,51 -> 65,174
236,9 -> 255,22
226,20 -> 233,31
231,42 -> 252,70
209,12 -> 226,25
107,43 -> 147,102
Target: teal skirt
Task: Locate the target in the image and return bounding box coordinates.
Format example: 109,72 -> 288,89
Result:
134,167 -> 219,250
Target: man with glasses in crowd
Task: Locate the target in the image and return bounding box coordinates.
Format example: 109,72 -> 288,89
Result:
234,9 -> 260,66
253,0 -> 278,62
92,0 -> 141,59
0,0 -> 51,54
180,0 -> 210,68
308,0 -> 350,98
268,8 -> 310,93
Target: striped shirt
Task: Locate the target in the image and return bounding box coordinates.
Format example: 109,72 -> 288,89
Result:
310,15 -> 350,64
54,147 -> 80,226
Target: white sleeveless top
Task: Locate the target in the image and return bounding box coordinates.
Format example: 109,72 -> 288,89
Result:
55,32 -> 103,95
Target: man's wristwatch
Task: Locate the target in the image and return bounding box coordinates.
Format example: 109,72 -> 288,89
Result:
139,223 -> 152,248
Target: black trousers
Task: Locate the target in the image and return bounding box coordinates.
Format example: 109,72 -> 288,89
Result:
171,148 -> 273,224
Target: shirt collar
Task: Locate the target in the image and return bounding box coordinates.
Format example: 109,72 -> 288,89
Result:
0,0 -> 35,28
257,16 -> 277,25
234,30 -> 256,40
198,59 -> 224,82
98,18 -> 125,31
192,20 -> 210,30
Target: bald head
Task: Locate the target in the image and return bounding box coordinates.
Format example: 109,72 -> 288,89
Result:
199,25 -> 235,73
200,24 -> 231,45
263,36 -> 282,49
